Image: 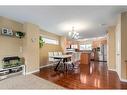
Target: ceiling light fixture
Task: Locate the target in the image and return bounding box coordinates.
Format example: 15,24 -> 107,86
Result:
68,26 -> 79,39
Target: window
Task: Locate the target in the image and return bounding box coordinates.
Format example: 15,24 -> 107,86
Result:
80,44 -> 92,50
43,37 -> 59,45
71,44 -> 78,49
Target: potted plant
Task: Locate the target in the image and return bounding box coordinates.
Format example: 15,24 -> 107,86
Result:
15,31 -> 25,38
39,36 -> 45,48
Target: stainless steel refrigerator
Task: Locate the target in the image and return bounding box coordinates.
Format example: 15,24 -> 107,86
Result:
98,44 -> 107,62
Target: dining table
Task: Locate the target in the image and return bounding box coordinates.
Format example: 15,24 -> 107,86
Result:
50,54 -> 72,71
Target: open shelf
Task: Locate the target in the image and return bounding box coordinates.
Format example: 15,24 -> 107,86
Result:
0,65 -> 25,81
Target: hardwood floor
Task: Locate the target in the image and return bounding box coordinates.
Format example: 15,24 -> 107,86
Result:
34,61 -> 127,89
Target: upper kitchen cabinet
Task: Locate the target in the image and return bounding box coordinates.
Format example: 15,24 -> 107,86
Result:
92,38 -> 107,48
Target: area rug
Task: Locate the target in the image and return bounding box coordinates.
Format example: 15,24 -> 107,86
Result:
0,74 -> 65,89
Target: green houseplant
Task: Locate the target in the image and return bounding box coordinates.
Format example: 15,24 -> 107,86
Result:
39,36 -> 45,48
15,31 -> 25,39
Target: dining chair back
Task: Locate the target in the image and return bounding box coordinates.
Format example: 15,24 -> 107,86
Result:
53,52 -> 59,56
58,52 -> 62,56
48,52 -> 54,62
53,52 -> 61,62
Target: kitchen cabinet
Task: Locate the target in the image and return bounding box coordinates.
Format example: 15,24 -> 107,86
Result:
80,53 -> 90,64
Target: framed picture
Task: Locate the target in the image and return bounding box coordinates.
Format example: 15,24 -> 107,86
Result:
1,28 -> 13,36
2,28 -> 8,34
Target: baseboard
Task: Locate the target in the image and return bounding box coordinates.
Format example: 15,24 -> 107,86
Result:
25,63 -> 56,74
108,69 -> 127,82
108,69 -> 116,72
40,63 -> 56,69
25,69 -> 40,75
121,79 -> 127,82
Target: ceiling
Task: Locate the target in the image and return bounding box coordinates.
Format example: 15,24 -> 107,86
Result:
0,6 -> 127,39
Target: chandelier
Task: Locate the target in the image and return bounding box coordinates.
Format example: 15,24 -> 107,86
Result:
68,26 -> 79,39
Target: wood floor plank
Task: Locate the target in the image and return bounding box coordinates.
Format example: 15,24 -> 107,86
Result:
34,61 -> 127,89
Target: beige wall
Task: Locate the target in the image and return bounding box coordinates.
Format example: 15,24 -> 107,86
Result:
0,17 -> 40,73
0,16 -> 23,62
0,16 -> 23,31
107,26 -> 116,70
0,16 -> 62,73
121,12 -> 127,79
23,23 -> 40,73
60,36 -> 67,53
39,30 -> 62,66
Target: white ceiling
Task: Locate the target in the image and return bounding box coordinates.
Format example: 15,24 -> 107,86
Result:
0,6 -> 127,39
